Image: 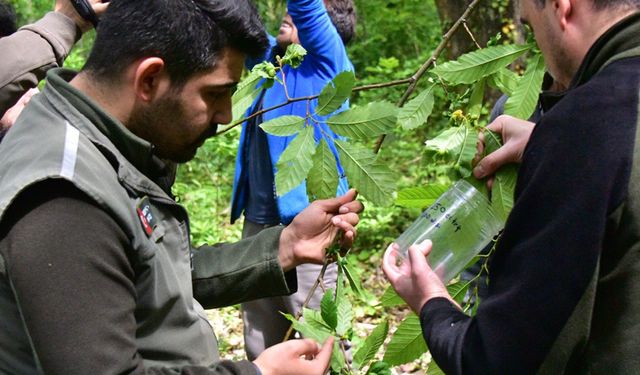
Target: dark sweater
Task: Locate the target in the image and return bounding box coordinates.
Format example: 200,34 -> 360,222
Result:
421,13 -> 640,375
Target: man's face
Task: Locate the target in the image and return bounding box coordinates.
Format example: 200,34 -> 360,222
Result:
129,48 -> 244,163
520,0 -> 573,87
276,14 -> 300,50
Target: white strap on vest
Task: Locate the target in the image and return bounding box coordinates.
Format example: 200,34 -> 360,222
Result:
60,122 -> 80,179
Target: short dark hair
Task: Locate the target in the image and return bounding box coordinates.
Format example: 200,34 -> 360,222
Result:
534,0 -> 640,10
0,0 -> 17,38
324,0 -> 356,45
83,0 -> 268,86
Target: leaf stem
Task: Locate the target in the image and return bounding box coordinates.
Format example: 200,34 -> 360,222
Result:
282,257 -> 331,342
373,0 -> 483,154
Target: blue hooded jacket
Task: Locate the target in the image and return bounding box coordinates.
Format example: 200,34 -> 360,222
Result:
231,0 -> 354,225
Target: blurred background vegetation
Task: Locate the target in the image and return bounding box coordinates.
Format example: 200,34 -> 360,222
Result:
8,0 -> 524,369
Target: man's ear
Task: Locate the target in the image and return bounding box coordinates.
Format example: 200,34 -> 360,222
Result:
553,0 -> 573,31
132,57 -> 170,102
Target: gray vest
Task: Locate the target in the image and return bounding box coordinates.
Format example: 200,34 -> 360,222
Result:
0,75 -> 218,373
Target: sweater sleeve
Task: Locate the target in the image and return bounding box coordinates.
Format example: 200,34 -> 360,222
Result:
420,65 -> 636,374
0,12 -> 81,115
191,226 -> 298,309
288,0 -> 350,75
0,181 -> 257,375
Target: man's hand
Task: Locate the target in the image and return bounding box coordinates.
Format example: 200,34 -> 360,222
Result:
0,88 -> 38,131
55,0 -> 109,32
473,115 -> 535,180
382,241 -> 455,314
253,337 -> 334,375
278,189 -> 363,271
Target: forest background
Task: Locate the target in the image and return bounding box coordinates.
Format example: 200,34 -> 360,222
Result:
8,0 -> 528,373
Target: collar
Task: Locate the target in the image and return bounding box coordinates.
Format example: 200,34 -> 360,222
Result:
540,11 -> 640,112
46,69 -> 174,192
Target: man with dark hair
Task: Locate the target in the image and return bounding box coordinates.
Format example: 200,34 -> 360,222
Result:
384,0 -> 640,373
231,0 -> 357,359
0,0 -> 16,37
0,0 -> 363,374
0,0 -> 108,138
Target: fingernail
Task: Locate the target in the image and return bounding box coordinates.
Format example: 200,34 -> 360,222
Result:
339,206 -> 349,214
332,217 -> 341,224
473,164 -> 485,178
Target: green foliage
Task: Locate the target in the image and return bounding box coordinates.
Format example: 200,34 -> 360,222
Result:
307,139 -> 340,200
397,84 -> 436,130
395,184 -> 449,209
260,115 -> 306,136
432,44 -> 532,85
425,124 -> 479,177
326,102 -> 398,139
321,290 -> 339,331
317,71 -> 357,116
504,53 -> 546,120
279,43 -> 307,68
275,126 -> 316,196
353,321 -> 389,370
336,140 -> 397,207
383,314 -> 428,366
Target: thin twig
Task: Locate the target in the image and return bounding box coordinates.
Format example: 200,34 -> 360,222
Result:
216,79 -> 413,136
282,257 -> 331,342
373,0 -> 483,154
463,20 -> 482,49
340,340 -> 353,374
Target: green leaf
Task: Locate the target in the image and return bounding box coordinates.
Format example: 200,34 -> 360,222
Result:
307,138 -> 339,200
492,163 -> 518,222
383,314 -> 428,365
454,126 -> 479,177
335,140 -> 397,206
432,44 -> 531,85
447,280 -> 471,305
380,286 -> 404,307
260,115 -> 306,136
316,71 -> 356,116
231,72 -> 262,122
483,129 -> 503,155
282,313 -> 345,373
426,126 -> 479,177
321,289 -> 338,331
327,102 -> 398,139
398,85 -> 435,130
487,68 -> 519,96
353,321 -> 389,369
280,43 -> 307,68
282,312 -> 331,343
275,126 -> 316,196
335,283 -> 353,337
427,360 -> 446,375
468,78 -> 486,119
303,308 -> 333,332
339,259 -> 366,299
395,184 -> 448,208
366,361 -> 392,375
504,53 -> 546,120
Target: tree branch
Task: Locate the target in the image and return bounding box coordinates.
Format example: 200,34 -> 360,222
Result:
373,0 -> 483,154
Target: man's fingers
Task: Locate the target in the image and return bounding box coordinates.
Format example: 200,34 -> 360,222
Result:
382,243 -> 402,280
314,336 -> 334,370
289,338 -> 321,358
339,199 -> 364,214
316,189 -> 357,211
408,242 -> 431,278
473,144 -> 514,179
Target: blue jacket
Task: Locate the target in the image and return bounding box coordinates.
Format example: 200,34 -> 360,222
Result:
231,0 -> 353,225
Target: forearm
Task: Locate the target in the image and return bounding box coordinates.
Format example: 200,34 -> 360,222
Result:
0,11 -> 80,114
191,225 -> 297,308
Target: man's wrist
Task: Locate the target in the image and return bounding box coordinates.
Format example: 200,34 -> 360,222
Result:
278,226 -> 297,272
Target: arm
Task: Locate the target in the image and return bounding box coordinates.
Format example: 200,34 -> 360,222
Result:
0,181 -> 256,374
288,0 -> 349,75
0,0 -> 108,115
192,190 -> 362,308
386,94 -> 633,373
